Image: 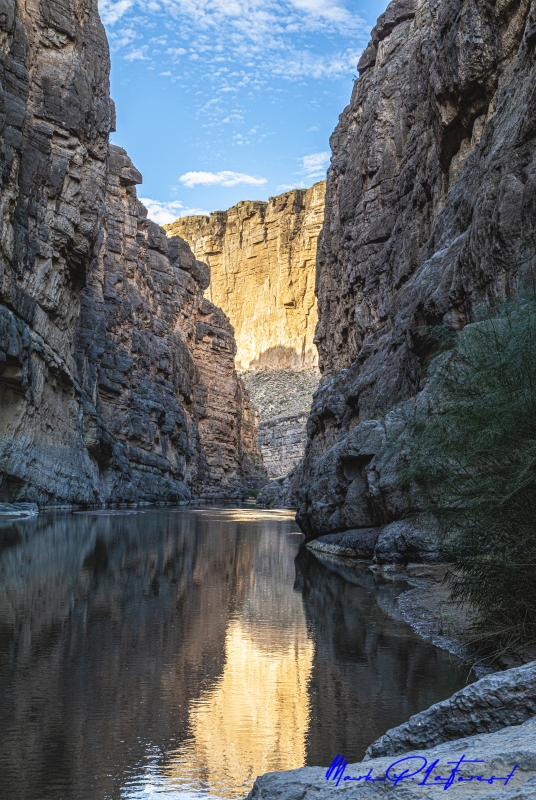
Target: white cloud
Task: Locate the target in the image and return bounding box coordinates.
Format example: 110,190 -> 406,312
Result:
276,181 -> 307,191
166,46 -> 187,56
140,198 -> 212,225
300,151 -> 330,179
124,45 -> 150,60
108,25 -> 138,50
289,0 -> 355,25
179,170 -> 267,187
269,47 -> 362,79
99,0 -> 135,25
100,0 -> 367,80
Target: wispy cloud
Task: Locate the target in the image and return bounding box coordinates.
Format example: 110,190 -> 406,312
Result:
102,0 -> 364,35
124,45 -> 150,61
99,0 -> 366,80
276,181 -> 307,191
179,170 -> 267,187
99,0 -> 135,26
300,151 -> 330,180
140,198 -> 211,225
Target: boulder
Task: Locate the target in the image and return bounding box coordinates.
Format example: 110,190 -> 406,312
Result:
307,528 -> 380,559
374,519 -> 443,564
365,661 -> 536,759
248,716 -> 536,799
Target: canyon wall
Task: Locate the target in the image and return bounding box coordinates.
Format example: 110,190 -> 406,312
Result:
0,0 -> 259,505
166,182 -> 325,371
296,0 -> 536,547
77,145 -> 262,503
241,368 -> 319,481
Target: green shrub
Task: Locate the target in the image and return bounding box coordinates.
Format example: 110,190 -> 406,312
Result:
399,295 -> 536,656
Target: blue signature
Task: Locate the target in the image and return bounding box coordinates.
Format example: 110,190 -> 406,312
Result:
326,754 -> 519,790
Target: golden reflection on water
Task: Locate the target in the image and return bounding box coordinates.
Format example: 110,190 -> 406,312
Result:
163,618 -> 313,798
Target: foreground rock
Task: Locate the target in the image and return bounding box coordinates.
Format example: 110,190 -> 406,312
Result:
295,0 -> 536,550
166,184 -> 325,371
366,661 -> 536,759
248,717 -> 536,799
0,1 -> 260,505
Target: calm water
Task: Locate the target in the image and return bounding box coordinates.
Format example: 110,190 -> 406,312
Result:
0,507 -> 473,800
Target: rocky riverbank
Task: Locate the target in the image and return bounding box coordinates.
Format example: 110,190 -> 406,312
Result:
247,662 -> 536,799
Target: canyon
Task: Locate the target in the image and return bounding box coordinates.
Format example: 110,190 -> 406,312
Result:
169,188 -> 325,481
0,0 -> 261,505
1,0 -> 536,797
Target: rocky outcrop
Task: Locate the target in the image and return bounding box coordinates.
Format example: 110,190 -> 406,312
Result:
0,0 -> 112,503
166,183 -> 325,371
296,0 -> 536,545
0,1 -> 260,505
248,716 -> 536,799
248,662 -> 536,799
256,466 -> 299,509
76,145 -> 262,503
307,528 -> 380,559
0,501 -> 37,517
257,413 -> 308,479
365,661 -> 536,759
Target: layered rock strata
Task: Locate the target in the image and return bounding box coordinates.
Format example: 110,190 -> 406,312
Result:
0,0 -> 259,505
296,0 -> 536,548
241,367 -> 319,481
166,182 -> 325,371
77,145 -> 262,503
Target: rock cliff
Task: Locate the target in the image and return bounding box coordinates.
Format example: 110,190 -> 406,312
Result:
241,368 -> 319,480
296,0 -> 536,547
0,0 -> 259,505
166,182 -> 325,371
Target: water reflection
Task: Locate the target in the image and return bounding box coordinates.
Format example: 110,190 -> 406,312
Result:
295,550 -> 472,766
0,509 -> 472,800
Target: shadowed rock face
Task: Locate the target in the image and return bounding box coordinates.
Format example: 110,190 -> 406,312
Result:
0,0 -> 112,503
296,0 -> 536,542
0,2 -> 259,504
75,145 -> 263,503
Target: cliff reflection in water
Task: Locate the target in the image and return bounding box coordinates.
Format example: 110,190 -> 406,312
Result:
0,508 -> 471,800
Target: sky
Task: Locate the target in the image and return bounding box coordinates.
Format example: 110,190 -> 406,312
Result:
98,0 -> 387,225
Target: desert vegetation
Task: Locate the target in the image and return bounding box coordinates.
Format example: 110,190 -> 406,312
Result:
398,293 -> 536,659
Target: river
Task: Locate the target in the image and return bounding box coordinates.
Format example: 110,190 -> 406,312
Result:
0,507 -> 472,799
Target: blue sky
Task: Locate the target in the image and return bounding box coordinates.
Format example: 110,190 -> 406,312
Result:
99,0 -> 386,224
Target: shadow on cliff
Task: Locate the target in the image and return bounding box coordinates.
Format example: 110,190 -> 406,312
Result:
247,346 -> 317,370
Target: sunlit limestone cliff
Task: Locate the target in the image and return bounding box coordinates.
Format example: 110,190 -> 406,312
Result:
165,182 -> 325,372
294,0 -> 536,555
0,0 -> 260,505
